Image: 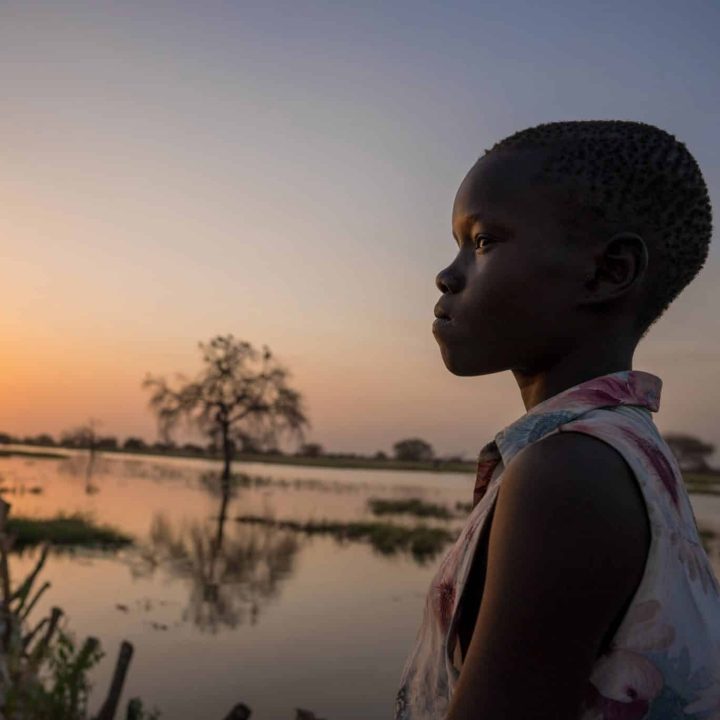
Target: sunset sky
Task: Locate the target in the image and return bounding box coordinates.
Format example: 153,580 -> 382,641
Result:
1,1 -> 719,459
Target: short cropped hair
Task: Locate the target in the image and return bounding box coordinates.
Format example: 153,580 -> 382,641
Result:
483,120 -> 712,334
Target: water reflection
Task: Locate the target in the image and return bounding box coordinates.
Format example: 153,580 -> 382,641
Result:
57,453 -> 198,487
136,473 -> 301,633
57,453 -> 103,494
199,469 -> 371,495
1,449 -> 720,720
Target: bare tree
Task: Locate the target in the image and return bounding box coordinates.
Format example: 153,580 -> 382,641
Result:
60,418 -> 101,452
143,335 -> 309,481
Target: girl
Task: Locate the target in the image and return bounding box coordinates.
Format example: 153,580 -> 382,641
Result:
395,120 -> 720,720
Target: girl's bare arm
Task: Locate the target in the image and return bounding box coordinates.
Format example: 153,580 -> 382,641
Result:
445,431 -> 650,720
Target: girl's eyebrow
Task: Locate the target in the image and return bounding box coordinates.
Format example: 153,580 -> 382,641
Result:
452,212 -> 515,244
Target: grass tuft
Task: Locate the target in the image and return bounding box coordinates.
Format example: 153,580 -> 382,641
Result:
7,512 -> 133,549
367,497 -> 456,519
0,449 -> 67,460
236,514 -> 455,561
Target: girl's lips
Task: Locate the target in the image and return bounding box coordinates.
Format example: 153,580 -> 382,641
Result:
433,301 -> 452,321
432,317 -> 452,333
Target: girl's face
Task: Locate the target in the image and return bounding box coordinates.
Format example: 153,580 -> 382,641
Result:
433,148 -> 591,377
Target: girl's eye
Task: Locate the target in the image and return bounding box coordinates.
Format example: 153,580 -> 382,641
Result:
474,235 -> 493,251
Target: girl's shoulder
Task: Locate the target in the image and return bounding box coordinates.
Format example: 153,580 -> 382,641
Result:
440,429 -> 652,719
553,405 -> 697,537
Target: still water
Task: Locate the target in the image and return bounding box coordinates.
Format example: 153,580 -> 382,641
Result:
1,448 -> 719,720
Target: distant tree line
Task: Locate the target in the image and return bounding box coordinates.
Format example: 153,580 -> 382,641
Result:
0,430 -> 467,463
0,431 -> 220,456
664,434 -> 715,473
3,430 -> 715,471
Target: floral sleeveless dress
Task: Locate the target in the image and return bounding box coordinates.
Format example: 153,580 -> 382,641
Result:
394,370 -> 720,720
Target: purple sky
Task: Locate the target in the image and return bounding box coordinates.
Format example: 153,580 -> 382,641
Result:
1,1 -> 718,458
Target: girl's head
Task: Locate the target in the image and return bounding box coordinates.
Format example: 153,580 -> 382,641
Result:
433,120 -> 712,377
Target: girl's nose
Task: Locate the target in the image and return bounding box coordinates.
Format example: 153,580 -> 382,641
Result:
435,265 -> 463,294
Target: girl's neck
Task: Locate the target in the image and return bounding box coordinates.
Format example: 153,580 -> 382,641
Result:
513,344 -> 636,412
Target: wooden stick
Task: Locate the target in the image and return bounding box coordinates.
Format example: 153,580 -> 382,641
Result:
21,616 -> 49,652
95,641 -> 134,720
27,606 -> 63,672
0,499 -> 13,652
19,580 -> 51,623
11,543 -> 50,607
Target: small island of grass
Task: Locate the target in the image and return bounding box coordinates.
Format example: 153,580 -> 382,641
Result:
236,514 -> 456,561
7,513 -> 132,550
0,448 -> 68,460
367,497 -> 458,519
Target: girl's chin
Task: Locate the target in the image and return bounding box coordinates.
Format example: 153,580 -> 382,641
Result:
439,347 -> 506,377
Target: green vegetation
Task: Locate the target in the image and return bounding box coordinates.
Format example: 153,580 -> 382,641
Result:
686,485 -> 720,496
665,435 -> 715,473
7,513 -> 132,550
236,514 -> 456,561
684,472 -> 720,496
367,497 -> 457,519
393,438 -> 434,462
0,448 -> 67,460
699,527 -> 716,554
8,629 -> 105,720
0,499 -> 159,720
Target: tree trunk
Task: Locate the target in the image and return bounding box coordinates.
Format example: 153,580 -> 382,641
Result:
222,423 -> 233,482
215,485 -> 231,551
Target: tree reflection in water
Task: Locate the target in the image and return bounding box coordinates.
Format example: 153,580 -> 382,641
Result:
140,471 -> 301,633
57,453 -> 105,494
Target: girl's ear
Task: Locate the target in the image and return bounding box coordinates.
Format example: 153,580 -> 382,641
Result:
581,232 -> 649,305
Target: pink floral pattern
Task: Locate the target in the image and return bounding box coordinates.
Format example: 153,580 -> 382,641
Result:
579,601 -> 675,718
395,370 -> 720,720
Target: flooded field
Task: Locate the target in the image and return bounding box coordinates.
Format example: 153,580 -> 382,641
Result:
1,447 -> 719,720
